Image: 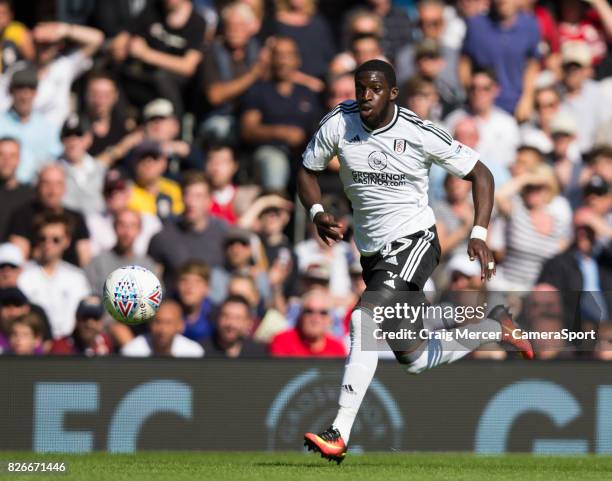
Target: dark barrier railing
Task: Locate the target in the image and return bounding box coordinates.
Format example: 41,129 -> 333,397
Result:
1,358 -> 611,454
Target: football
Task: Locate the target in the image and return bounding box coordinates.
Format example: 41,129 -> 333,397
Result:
103,265 -> 163,324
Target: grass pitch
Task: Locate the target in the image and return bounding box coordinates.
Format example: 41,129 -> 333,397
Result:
1,452 -> 612,481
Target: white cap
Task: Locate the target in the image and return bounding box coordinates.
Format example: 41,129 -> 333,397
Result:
446,253 -> 481,278
143,98 -> 174,121
562,41 -> 591,67
550,111 -> 578,136
0,243 -> 24,267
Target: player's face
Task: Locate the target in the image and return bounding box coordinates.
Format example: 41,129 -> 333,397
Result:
355,71 -> 398,129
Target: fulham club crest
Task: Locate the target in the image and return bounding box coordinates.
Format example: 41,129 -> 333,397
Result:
394,139 -> 407,154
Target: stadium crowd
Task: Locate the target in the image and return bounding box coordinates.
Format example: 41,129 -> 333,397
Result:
0,0 -> 610,360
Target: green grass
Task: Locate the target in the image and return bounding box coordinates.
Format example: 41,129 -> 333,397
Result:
1,452 -> 612,481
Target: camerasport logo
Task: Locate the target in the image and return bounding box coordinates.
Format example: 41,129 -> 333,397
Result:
265,368 -> 403,452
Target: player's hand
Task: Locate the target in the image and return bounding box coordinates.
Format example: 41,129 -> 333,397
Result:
313,212 -> 343,246
467,238 -> 496,282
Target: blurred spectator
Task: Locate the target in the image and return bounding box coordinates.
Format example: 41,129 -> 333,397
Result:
494,162 -> 572,290
442,0 -> 491,53
142,98 -> 202,179
111,0 -> 205,116
341,0 -> 412,62
17,212 -> 91,339
85,208 -> 157,295
148,171 -> 228,287
205,144 -> 260,224
121,299 -> 204,357
269,289 -> 346,357
594,322 -> 612,360
58,114 -> 107,215
241,36 -> 319,191
329,32 -> 385,78
446,68 -> 519,170
209,226 -> 270,304
176,260 -> 215,342
201,2 -> 266,145
531,313 -> 573,359
201,294 -> 266,357
83,72 -> 140,161
127,139 -> 184,221
559,41 -> 611,153
445,252 -> 483,291
460,0 -> 540,120
0,137 -> 34,241
9,21 -> 104,127
580,177 -> 612,246
557,0 -> 612,70
90,0 -> 151,39
400,76 -> 441,121
519,0 -> 560,72
587,146 -> 612,186
50,295 -> 113,356
0,67 -> 61,183
87,169 -> 162,258
538,207 -> 612,330
8,164 -> 91,267
520,85 -> 563,156
0,0 -> 34,71
0,242 -> 22,288
326,73 -> 356,109
268,0 -> 335,83
227,272 -> 264,321
397,0 -> 461,93
6,312 -> 43,355
433,173 -> 473,261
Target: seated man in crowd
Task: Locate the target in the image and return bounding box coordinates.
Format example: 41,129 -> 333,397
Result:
0,137 -> 34,241
148,171 -> 228,287
8,164 -> 91,267
17,212 -> 91,340
176,260 -> 215,342
121,299 -> 204,357
5,312 -> 44,355
0,67 -> 61,183
201,294 -> 266,358
85,208 -> 157,295
269,289 -> 346,358
58,114 -> 107,215
201,1 -> 266,145
240,36 -> 319,191
0,286 -> 49,352
110,0 -> 205,116
87,169 -> 162,258
50,295 -> 113,356
127,139 -> 183,221
0,0 -> 34,70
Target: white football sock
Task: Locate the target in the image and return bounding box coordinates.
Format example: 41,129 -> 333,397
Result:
332,308 -> 378,443
404,318 -> 501,374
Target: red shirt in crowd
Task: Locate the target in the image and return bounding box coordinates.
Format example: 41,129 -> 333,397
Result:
559,10 -> 608,65
269,328 -> 347,358
209,186 -> 237,224
50,333 -> 113,356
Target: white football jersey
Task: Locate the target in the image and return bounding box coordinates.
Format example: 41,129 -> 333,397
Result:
302,100 -> 480,255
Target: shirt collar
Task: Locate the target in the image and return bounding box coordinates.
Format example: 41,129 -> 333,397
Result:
361,104 -> 399,136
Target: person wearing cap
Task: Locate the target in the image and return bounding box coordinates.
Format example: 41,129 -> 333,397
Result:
446,68 -> 520,170
142,98 -> 202,179
147,171 -> 228,288
538,206 -> 612,331
581,174 -> 612,242
58,113 -> 107,215
17,211 -> 91,340
50,295 -> 113,356
7,163 -> 91,267
85,208 -> 158,296
127,139 -> 183,221
85,168 -> 162,258
396,0 -> 461,90
208,226 -> 271,305
269,289 -> 346,358
0,137 -> 34,241
0,242 -> 23,289
0,66 -> 62,183
559,40 -> 611,153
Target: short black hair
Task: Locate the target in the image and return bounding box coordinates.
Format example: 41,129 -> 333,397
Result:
354,59 -> 396,87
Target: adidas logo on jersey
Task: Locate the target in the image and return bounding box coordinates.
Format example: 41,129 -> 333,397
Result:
385,255 -> 398,266
384,279 -> 396,289
347,135 -> 361,143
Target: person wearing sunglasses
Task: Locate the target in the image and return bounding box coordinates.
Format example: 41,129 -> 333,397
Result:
269,289 -> 346,357
17,211 -> 91,340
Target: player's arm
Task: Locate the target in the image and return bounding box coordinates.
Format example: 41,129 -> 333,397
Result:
297,166 -> 343,245
298,113 -> 343,245
463,161 -> 496,281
